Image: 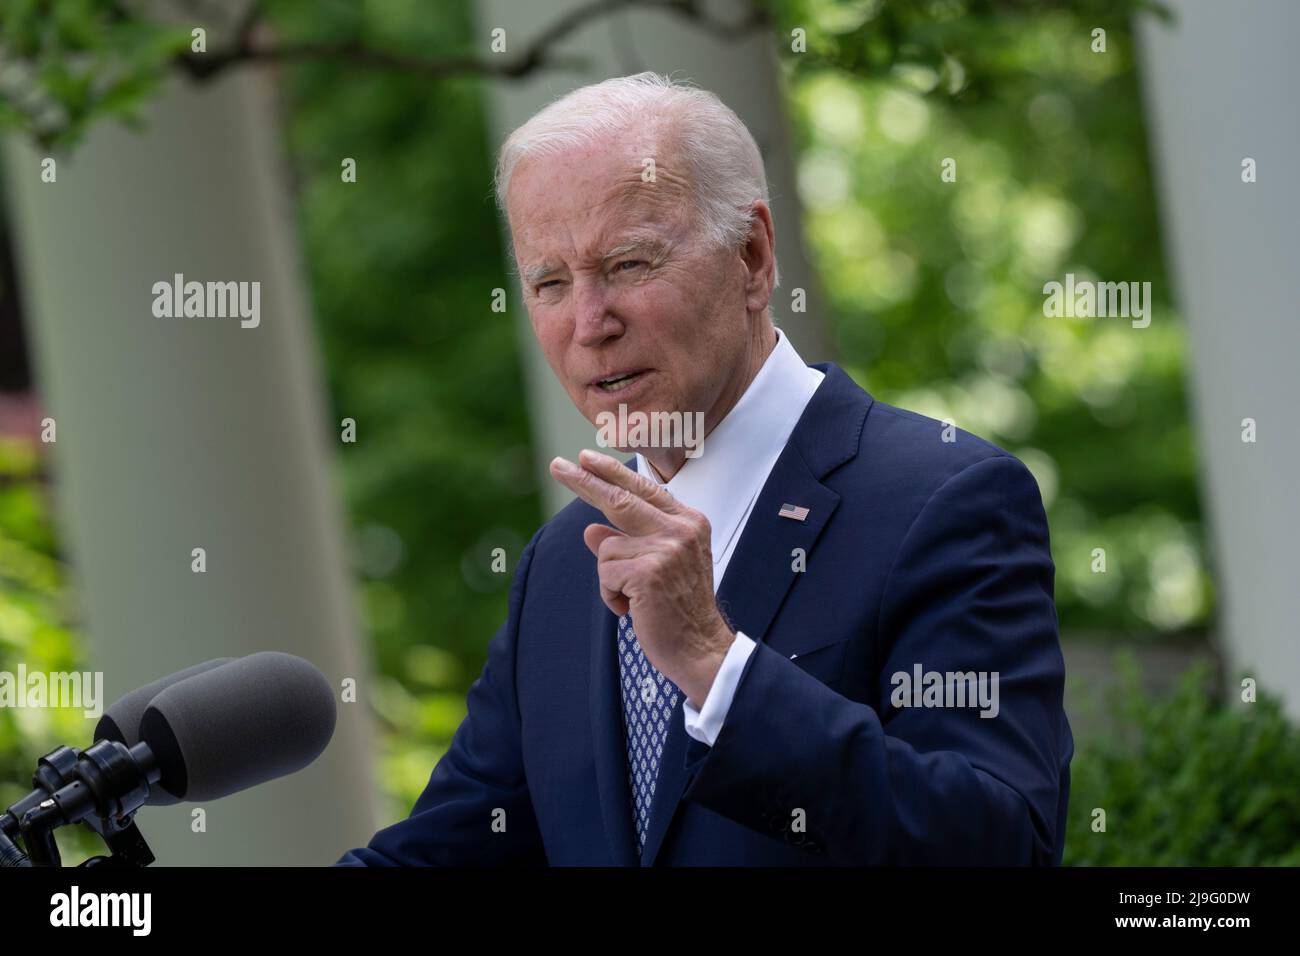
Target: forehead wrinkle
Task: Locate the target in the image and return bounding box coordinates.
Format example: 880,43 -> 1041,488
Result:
521,203 -> 682,285
607,166 -> 691,218
589,173 -> 693,262
514,148 -> 692,285
600,239 -> 648,260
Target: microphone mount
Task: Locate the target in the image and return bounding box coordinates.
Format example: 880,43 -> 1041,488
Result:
0,741 -> 160,867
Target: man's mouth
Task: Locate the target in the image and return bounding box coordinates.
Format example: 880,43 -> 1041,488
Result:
591,369 -> 649,393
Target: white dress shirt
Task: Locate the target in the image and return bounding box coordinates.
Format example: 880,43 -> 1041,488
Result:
634,328 -> 824,747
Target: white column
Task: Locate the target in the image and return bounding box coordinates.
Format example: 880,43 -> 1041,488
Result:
1137,0 -> 1300,717
2,67 -> 378,863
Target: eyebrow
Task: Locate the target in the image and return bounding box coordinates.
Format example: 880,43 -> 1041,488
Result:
523,237 -> 665,287
523,261 -> 561,286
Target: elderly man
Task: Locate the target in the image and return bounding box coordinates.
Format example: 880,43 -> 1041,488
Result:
337,72 -> 1072,866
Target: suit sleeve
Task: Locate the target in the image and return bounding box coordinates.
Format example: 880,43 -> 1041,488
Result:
334,530 -> 548,866
681,455 -> 1072,865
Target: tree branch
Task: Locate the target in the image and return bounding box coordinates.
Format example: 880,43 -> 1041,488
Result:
175,0 -> 769,83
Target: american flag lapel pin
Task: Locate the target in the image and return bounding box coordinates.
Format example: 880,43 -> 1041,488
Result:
778,502 -> 810,522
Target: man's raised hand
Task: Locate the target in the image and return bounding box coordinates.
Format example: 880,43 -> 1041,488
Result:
549,448 -> 735,708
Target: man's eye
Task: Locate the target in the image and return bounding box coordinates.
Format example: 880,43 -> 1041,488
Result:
614,260 -> 644,274
536,279 -> 563,291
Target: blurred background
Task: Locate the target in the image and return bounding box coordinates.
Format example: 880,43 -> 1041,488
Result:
0,0 -> 1296,865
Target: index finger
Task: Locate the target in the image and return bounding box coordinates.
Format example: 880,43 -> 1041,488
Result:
577,448 -> 687,516
549,455 -> 670,536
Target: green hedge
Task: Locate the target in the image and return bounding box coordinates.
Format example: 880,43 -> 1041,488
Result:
1064,653 -> 1300,865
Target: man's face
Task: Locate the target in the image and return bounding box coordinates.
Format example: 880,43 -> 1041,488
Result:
506,135 -> 754,444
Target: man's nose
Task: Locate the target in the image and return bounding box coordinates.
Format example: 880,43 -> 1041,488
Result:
571,278 -> 624,348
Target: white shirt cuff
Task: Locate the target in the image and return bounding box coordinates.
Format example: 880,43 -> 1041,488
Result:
682,631 -> 756,747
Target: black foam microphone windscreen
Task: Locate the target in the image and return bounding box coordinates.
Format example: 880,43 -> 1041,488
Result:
139,651 -> 337,803
94,658 -> 237,807
95,658 -> 236,745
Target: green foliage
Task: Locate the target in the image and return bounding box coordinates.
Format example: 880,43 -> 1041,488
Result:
265,1 -> 542,819
0,435 -> 101,863
1065,654 -> 1300,865
772,0 -> 1210,635
0,0 -> 190,149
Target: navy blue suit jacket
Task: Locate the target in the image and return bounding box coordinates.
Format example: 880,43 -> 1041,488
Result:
337,363 -> 1073,865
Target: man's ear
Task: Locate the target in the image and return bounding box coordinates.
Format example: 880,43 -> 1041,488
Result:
740,200 -> 777,314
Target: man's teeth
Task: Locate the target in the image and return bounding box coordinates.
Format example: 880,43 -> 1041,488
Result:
598,372 -> 639,390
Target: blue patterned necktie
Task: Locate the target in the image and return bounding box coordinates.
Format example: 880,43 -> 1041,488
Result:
616,613 -> 682,855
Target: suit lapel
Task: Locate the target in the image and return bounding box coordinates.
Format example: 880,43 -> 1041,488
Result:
714,456 -> 840,646
589,363 -> 874,866
637,441 -> 841,864
589,588 -> 640,865
642,364 -> 871,865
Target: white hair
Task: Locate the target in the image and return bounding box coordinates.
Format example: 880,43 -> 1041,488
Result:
493,71 -> 779,288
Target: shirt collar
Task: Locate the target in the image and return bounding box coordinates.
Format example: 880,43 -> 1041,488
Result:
636,328 -> 824,570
